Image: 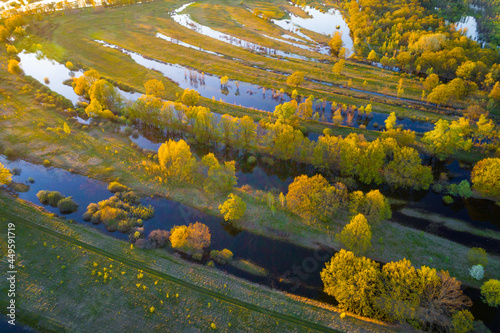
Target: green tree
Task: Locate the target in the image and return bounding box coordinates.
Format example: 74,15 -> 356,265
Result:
219,193 -> 246,221
286,71 -> 305,87
349,190 -> 391,225
339,214 -> 372,255
471,158 -> 500,197
384,146 -> 433,190
131,95 -> 163,124
489,81 -> 500,102
239,116 -> 257,149
273,101 -> 297,125
89,79 -> 121,112
0,163 -> 12,185
329,31 -> 344,57
321,250 -> 382,318
422,119 -> 472,160
201,153 -> 237,193
219,114 -> 237,146
379,259 -> 421,323
144,79 -> 165,97
451,310 -> 474,333
467,247 -> 488,267
423,73 -> 440,92
158,139 -> 196,184
181,88 -> 200,106
286,174 -> 343,223
356,139 -> 385,185
481,279 -> 500,307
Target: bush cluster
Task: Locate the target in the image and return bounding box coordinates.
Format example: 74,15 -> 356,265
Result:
82,192 -> 154,233
36,190 -> 78,213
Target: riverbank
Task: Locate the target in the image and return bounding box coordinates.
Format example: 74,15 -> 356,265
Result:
0,193 -> 398,333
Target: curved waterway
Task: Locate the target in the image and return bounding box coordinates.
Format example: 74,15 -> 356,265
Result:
95,41 -> 434,132
2,155 -> 499,330
17,45 -> 435,133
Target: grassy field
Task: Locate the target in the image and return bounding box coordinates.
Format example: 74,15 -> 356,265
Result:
25,0 -> 458,123
0,193 -> 398,332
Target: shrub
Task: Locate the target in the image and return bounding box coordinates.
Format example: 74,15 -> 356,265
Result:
148,229 -> 170,248
4,148 -> 14,157
129,204 -> 155,220
65,61 -> 74,70
457,180 -> 472,199
6,45 -> 18,54
135,238 -> 153,249
451,310 -> 474,333
42,159 -> 51,167
107,181 -> 128,193
47,191 -> 64,206
442,195 -> 454,204
247,156 -> 257,164
481,279 -> 500,307
90,210 -> 102,224
192,253 -> 203,261
467,247 -> 488,267
123,126 -> 133,136
57,196 -> 79,214
28,177 -> 34,183
116,191 -> 140,204
11,168 -> 21,176
432,183 -> 443,193
469,265 -> 484,280
36,190 -> 49,205
7,59 -> 21,75
210,249 -> 234,264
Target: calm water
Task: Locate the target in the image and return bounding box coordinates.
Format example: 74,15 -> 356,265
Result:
272,4 -> 353,53
456,16 -> 479,41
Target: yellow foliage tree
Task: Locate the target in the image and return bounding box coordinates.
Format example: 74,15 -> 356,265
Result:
471,158 -> 500,198
339,214 -> 372,254
144,79 -> 165,97
0,163 -> 12,185
219,193 -> 246,221
157,139 -> 196,184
